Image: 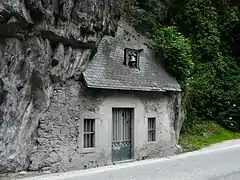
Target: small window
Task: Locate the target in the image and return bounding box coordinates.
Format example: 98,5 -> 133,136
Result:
124,48 -> 142,69
148,118 -> 156,142
84,119 -> 95,148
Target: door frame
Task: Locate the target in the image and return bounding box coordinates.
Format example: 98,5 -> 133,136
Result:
111,107 -> 135,163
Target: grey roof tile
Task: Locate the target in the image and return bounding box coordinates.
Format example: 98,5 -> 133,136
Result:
83,36 -> 181,92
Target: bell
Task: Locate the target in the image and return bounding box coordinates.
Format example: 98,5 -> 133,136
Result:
130,55 -> 136,63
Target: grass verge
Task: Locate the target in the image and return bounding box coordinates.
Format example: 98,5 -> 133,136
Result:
179,121 -> 240,152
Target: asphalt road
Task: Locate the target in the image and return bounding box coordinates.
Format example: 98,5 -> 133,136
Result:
18,140 -> 240,180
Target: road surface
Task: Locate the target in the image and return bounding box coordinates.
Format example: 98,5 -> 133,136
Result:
16,140 -> 240,180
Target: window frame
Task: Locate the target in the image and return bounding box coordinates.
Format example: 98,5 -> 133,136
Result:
83,118 -> 95,149
148,117 -> 156,142
124,48 -> 140,69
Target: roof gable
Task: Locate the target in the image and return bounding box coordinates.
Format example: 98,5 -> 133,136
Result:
83,36 -> 181,92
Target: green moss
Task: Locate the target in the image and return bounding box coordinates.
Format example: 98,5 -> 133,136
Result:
179,121 -> 240,152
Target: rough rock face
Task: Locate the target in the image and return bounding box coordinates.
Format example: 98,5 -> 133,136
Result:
0,0 -> 123,173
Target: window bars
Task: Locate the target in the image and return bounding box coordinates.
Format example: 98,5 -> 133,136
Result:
84,119 -> 95,148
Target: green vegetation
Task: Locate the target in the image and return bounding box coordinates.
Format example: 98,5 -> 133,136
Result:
125,0 -> 240,132
179,121 -> 240,152
153,27 -> 194,86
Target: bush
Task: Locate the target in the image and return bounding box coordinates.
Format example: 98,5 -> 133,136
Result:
153,27 -> 194,86
126,0 -> 240,132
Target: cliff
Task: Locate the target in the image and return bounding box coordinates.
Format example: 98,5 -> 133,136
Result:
0,0 -> 123,173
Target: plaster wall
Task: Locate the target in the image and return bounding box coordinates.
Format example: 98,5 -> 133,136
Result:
29,81 -> 180,172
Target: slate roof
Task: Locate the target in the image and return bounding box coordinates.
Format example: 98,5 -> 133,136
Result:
83,36 -> 181,92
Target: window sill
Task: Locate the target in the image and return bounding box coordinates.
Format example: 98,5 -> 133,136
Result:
82,148 -> 96,154
147,141 -> 157,145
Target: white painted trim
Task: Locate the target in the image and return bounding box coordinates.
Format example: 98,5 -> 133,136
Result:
78,114 -> 100,153
82,148 -> 96,154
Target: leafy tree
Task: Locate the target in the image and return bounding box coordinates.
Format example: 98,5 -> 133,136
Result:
153,27 -> 194,86
127,0 -> 240,131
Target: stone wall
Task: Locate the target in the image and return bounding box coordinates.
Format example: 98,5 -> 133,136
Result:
29,81 -> 105,172
0,1 -> 184,173
28,81 -> 182,172
0,0 -> 123,173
